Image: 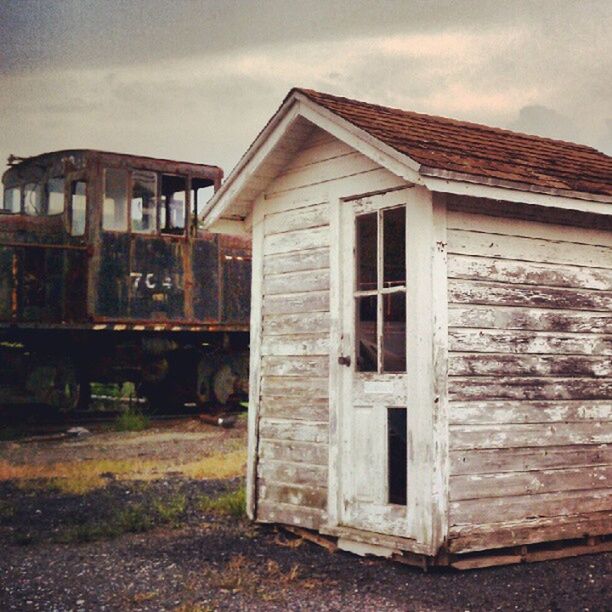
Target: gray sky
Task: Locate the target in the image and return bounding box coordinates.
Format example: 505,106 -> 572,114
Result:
1,0 -> 610,177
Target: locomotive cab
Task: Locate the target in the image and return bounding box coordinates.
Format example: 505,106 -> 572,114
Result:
0,151 -> 251,413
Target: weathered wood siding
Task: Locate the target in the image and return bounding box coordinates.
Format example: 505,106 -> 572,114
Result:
446,203 -> 612,553
256,129 -> 400,529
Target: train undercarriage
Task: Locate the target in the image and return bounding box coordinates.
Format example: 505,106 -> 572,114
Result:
0,328 -> 249,414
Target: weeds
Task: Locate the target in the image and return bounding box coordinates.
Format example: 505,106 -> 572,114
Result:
198,485 -> 246,519
154,494 -> 186,526
55,503 -> 154,543
1,448 -> 246,494
113,408 -> 149,432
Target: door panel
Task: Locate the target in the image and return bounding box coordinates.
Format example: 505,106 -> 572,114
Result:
339,190 -> 415,539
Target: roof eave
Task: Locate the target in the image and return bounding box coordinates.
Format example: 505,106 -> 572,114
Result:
202,90 -> 425,228
203,89 -> 612,227
421,168 -> 612,215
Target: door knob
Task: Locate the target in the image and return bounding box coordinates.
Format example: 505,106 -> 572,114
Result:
338,355 -> 351,367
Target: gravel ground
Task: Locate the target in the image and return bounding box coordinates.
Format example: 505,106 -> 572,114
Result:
0,479 -> 610,612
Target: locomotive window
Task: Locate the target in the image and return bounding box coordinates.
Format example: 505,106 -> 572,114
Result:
47,178 -> 65,215
24,182 -> 43,215
191,179 -> 214,220
2,187 -> 20,213
131,170 -> 157,234
103,168 -> 128,231
71,182 -> 87,236
160,175 -> 186,234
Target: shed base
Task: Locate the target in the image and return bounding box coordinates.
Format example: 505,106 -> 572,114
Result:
282,525 -> 611,571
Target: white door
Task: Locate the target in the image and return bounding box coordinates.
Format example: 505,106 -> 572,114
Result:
337,189 -> 414,538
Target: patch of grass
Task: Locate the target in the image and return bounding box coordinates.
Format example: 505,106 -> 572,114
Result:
154,494 -> 186,526
4,459 -> 152,494
202,553 -> 320,604
198,485 -> 246,519
0,448 -> 246,495
55,503 -> 154,543
179,449 -> 246,480
113,408 -> 149,432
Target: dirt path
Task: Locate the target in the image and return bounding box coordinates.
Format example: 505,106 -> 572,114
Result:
0,420 -> 609,611
1,490 -> 609,612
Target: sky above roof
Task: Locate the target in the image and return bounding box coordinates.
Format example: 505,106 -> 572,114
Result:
0,0 -> 610,178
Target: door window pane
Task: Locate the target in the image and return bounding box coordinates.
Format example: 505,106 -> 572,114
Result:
356,212 -> 377,291
24,182 -> 43,215
383,292 -> 406,372
71,182 -> 86,236
131,171 -> 157,234
160,175 -> 186,234
103,169 -> 128,231
356,295 -> 377,372
47,178 -> 65,215
383,207 -> 406,288
388,407 -> 407,505
3,187 -> 20,212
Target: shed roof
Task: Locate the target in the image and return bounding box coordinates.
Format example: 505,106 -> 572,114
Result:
202,88 -> 612,228
296,89 -> 612,198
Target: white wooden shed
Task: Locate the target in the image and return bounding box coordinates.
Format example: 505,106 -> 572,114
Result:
203,88 -> 612,567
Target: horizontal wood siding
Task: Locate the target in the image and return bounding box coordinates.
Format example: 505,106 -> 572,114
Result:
446,207 -> 612,553
256,129 -> 392,529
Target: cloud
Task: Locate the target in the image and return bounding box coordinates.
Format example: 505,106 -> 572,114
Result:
0,4 -> 610,175
509,105 -> 581,143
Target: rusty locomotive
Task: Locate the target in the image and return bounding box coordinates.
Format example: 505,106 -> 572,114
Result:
0,150 -> 251,412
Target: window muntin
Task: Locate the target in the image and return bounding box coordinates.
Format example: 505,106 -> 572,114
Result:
354,206 -> 407,373
2,187 -> 20,213
160,174 -> 186,234
103,168 -> 128,231
71,181 -> 87,236
47,178 -> 65,215
131,170 -> 157,234
24,182 -> 43,215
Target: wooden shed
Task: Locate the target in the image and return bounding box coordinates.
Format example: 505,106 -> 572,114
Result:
203,88 -> 612,567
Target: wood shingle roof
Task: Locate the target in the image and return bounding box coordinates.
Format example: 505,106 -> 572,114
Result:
296,88 -> 612,198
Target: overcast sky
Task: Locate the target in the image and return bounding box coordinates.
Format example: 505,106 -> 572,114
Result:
0,0 -> 610,178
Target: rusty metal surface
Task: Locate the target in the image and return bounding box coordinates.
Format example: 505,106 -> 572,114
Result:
1,150 -> 250,331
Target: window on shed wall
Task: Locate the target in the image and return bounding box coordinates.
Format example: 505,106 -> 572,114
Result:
103,168 -> 128,231
131,170 -> 157,234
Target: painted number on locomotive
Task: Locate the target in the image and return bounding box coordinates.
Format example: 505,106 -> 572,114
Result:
130,272 -> 173,291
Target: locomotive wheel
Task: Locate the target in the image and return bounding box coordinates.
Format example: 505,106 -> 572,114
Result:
194,357 -> 214,408
54,361 -> 81,412
212,363 -> 236,406
25,357 -> 82,412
